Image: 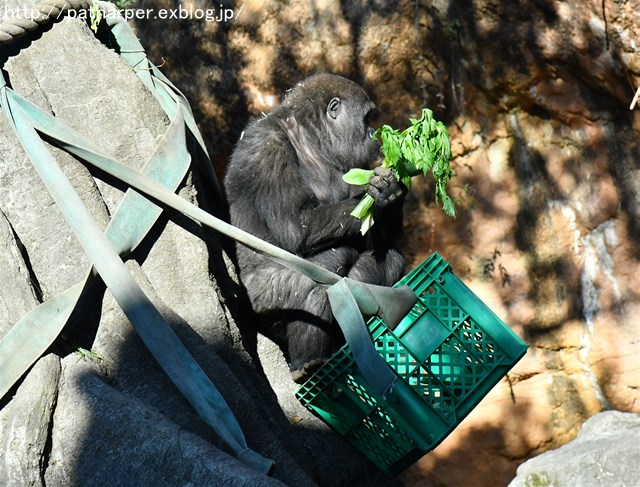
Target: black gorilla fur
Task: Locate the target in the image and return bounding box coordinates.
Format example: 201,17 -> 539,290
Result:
224,74 -> 406,382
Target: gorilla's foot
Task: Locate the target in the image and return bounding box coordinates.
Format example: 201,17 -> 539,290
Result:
291,358 -> 326,384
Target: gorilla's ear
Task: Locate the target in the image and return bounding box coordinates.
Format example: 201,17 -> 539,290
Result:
327,97 -> 341,120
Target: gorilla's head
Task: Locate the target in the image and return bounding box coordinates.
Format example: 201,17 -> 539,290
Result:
281,74 -> 379,170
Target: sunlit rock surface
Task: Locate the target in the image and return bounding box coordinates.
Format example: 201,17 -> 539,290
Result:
133,0 -> 639,485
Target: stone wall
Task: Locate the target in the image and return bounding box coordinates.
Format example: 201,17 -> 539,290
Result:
131,1 -> 640,485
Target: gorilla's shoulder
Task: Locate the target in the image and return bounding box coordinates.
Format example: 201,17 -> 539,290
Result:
229,110 -> 297,172
244,115 -> 290,145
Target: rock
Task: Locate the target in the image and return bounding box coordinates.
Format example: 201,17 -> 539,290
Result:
508,411 -> 640,487
90,261 -> 323,487
1,0 -> 166,298
44,354 -> 285,487
0,354 -> 61,487
0,209 -> 39,337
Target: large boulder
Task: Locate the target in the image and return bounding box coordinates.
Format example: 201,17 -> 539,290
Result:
0,3 -> 399,486
508,411 -> 640,487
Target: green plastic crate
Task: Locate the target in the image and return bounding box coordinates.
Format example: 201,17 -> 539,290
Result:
295,252 -> 529,476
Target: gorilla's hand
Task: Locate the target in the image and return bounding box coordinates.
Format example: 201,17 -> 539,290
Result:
367,166 -> 406,208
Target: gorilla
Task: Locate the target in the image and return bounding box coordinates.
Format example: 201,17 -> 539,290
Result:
224,74 -> 406,383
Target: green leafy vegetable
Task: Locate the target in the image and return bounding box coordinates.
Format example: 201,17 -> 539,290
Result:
351,194 -> 376,234
342,168 -> 375,186
343,108 -> 456,234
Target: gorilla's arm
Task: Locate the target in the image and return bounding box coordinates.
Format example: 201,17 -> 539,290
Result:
227,120 -> 362,255
299,172 -> 406,255
298,200 -> 361,255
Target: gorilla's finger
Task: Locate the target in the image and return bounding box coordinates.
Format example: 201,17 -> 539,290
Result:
374,166 -> 392,178
369,175 -> 390,191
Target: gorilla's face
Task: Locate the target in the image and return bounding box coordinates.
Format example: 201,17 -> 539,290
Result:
325,88 -> 380,170
279,74 -> 381,171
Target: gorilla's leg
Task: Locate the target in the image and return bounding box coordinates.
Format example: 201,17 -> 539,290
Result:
347,249 -> 405,286
243,248 -> 358,382
289,249 -> 405,383
243,248 -> 404,383
285,284 -> 337,382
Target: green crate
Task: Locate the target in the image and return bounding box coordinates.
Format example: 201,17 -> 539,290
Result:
295,252 -> 529,476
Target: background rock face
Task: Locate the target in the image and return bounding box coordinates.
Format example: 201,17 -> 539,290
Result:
131,0 -> 639,485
